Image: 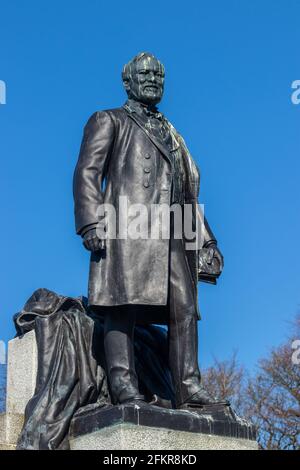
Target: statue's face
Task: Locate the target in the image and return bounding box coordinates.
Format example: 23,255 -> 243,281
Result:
125,56 -> 165,106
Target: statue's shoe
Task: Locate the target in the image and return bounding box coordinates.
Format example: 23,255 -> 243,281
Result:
178,388 -> 230,409
120,397 -> 152,408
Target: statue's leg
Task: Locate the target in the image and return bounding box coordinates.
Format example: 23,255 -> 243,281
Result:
103,305 -> 145,404
167,233 -> 202,407
168,232 -> 229,408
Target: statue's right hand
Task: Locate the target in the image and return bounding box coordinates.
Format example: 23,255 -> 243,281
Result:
82,228 -> 105,252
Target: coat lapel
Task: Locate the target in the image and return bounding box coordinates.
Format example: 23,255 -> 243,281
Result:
123,105 -> 172,166
122,104 -> 200,202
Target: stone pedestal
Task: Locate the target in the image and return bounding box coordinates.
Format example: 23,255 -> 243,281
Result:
0,329 -> 258,451
69,403 -> 258,450
0,331 -> 37,450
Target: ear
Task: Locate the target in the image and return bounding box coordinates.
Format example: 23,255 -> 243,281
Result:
123,78 -> 131,92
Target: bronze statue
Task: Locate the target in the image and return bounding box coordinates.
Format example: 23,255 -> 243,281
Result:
73,52 -> 224,408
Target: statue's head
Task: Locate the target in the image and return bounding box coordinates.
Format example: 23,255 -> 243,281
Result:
122,52 -> 165,106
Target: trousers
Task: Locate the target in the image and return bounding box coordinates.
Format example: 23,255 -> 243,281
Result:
103,215 -> 202,406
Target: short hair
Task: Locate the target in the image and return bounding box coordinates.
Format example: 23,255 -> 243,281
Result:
122,52 -> 165,82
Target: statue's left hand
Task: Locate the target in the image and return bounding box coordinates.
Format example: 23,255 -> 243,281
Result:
206,244 -> 224,273
198,242 -> 224,281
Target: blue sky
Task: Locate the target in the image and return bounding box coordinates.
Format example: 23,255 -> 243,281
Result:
0,0 -> 299,372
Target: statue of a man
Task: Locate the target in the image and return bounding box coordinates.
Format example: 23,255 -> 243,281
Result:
73,52 -> 224,408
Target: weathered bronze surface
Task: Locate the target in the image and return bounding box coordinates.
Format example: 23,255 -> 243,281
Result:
14,54 -> 233,450
73,53 -> 224,408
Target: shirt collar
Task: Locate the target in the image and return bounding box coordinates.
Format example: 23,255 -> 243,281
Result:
123,99 -> 180,151
124,99 -> 163,120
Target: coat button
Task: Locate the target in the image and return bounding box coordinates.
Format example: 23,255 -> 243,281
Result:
144,181 -> 150,188
144,167 -> 151,173
144,154 -> 151,159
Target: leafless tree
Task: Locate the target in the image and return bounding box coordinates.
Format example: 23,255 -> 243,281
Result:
201,351 -> 246,414
244,314 -> 300,450
201,315 -> 300,449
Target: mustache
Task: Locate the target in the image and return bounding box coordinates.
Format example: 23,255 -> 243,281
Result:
143,84 -> 160,90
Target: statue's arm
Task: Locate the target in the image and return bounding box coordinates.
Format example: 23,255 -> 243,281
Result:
175,130 -> 224,278
202,214 -> 217,247
73,111 -> 115,236
196,203 -> 224,280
